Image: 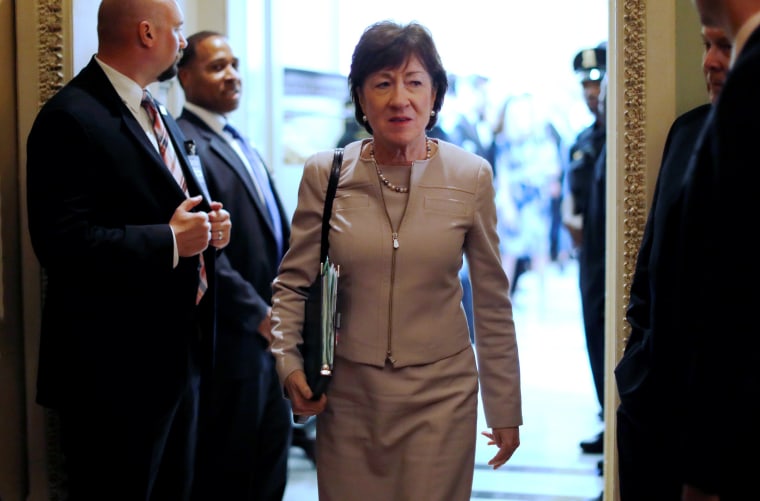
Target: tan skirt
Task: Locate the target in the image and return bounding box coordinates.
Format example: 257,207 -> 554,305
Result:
315,345 -> 479,501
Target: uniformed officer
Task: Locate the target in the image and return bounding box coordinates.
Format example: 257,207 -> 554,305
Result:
562,45 -> 607,249
564,44 -> 608,460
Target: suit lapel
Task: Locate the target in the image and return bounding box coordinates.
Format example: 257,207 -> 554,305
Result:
180,109 -> 284,240
208,134 -> 277,233
120,108 -> 187,194
85,59 -> 210,212
77,60 -> 183,201
86,60 -> 190,205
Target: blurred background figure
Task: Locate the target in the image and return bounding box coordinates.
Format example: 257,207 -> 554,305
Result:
447,73 -> 497,167
492,92 -> 565,300
546,122 -> 572,268
445,73 -> 498,341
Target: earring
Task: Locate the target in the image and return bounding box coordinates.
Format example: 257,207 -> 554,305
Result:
430,110 -> 436,117
362,115 -> 367,122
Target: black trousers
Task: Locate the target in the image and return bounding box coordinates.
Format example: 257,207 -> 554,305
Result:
616,406 -> 681,501
192,351 -> 292,501
60,372 -> 200,501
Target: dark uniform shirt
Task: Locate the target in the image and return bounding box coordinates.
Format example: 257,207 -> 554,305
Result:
570,119 -> 606,410
568,120 -> 606,218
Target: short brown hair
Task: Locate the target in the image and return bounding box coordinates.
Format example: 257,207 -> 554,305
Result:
348,21 -> 448,135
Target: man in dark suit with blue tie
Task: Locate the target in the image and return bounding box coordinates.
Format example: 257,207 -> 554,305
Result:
25,1 -> 231,500
176,31 -> 293,501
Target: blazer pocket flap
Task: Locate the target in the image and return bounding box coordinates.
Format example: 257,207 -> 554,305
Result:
335,193 -> 369,210
424,196 -> 468,216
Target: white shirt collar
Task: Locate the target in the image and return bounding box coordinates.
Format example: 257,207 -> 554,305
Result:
183,101 -> 227,137
94,56 -> 162,152
180,103 -> 267,199
93,56 -> 145,118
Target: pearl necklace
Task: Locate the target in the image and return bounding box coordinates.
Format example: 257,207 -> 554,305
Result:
370,139 -> 431,193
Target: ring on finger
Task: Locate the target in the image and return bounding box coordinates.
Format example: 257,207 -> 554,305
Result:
217,230 -> 223,241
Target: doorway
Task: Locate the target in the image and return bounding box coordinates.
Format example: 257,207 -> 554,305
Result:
14,2 -> 685,500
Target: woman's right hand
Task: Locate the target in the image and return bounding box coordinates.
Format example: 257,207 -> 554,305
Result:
284,370 -> 327,417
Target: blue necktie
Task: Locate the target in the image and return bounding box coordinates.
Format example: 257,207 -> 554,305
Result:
224,124 -> 284,259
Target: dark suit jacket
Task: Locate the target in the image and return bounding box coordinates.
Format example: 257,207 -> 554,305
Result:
616,104 -> 710,424
177,110 -> 291,379
26,57 -> 218,409
614,103 -> 712,499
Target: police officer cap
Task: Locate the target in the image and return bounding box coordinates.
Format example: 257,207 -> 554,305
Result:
573,44 -> 607,82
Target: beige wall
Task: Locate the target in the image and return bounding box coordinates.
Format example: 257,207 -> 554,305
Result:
0,0 -> 25,499
677,2 -> 709,115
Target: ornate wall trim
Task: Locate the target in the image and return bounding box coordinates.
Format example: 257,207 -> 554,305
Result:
604,1 -> 649,499
37,3 -> 66,499
38,0 -> 66,107
621,0 -> 646,348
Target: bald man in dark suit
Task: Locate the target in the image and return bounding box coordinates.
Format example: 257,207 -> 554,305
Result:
25,1 -> 231,499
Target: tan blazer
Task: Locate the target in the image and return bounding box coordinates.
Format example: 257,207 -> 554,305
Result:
271,139 -> 522,428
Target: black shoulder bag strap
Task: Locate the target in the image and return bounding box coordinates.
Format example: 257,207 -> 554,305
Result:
319,148 -> 343,263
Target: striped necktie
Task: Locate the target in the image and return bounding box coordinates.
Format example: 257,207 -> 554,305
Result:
141,90 -> 207,304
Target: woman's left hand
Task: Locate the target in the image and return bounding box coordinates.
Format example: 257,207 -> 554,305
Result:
481,427 -> 520,469
284,369 -> 327,418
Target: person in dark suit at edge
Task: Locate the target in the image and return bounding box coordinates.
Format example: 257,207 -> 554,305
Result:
25,1 -> 232,499
674,9 -> 760,498
176,31 -> 294,501
614,4 -> 746,498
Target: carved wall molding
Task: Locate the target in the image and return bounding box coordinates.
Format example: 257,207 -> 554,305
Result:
38,0 -> 65,107
621,0 -> 646,351
37,3 -> 66,498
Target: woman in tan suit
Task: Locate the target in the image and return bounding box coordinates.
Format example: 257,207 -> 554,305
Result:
270,20 -> 522,500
